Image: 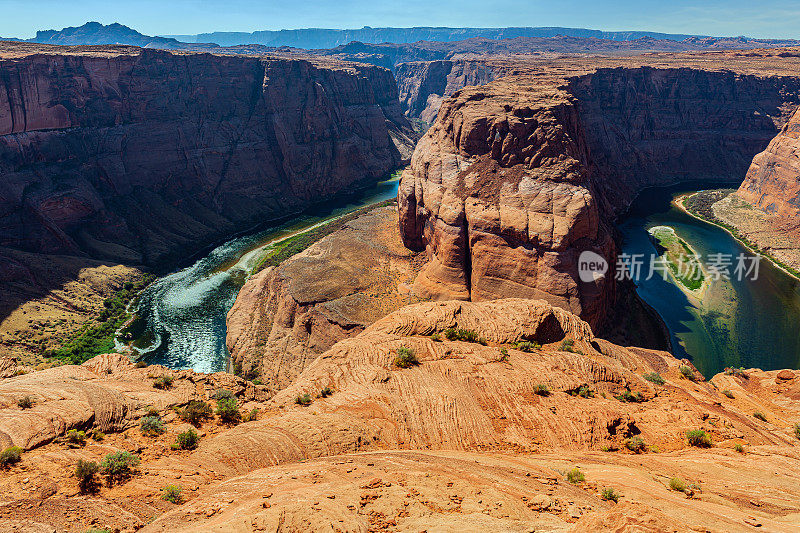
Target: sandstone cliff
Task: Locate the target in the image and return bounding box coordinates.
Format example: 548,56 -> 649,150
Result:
398,66 -> 800,328
738,106 -> 800,219
0,47 -> 409,268
226,206 -> 423,394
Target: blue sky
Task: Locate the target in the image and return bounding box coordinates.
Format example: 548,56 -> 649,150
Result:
1,0 -> 799,39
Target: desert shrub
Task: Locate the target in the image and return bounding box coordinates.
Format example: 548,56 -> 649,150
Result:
442,328 -> 484,344
515,341 -> 541,353
393,347 -> 419,368
161,484 -> 183,504
152,375 -> 174,389
669,477 -> 688,493
443,328 -> 459,341
753,411 -> 767,422
794,423 -> 800,441
600,444 -> 617,452
172,428 -> 199,450
178,401 -> 212,426
686,429 -> 712,448
66,429 -> 87,446
212,389 -> 234,400
722,389 -> 734,399
625,436 -> 647,453
75,459 -> 100,493
139,416 -> 165,436
430,333 -> 442,342
615,389 -> 643,403
534,384 -> 550,396
0,446 -> 22,467
643,372 -> 665,386
242,407 -> 259,422
559,339 -> 575,352
601,487 -> 620,502
144,405 -> 159,417
100,451 -> 140,484
320,387 -> 334,398
498,348 -> 509,363
724,367 -> 749,379
569,385 -> 594,398
679,365 -> 696,382
252,378 -> 263,385
17,396 -> 34,409
734,443 -> 745,453
216,397 -> 240,424
90,429 -> 105,441
566,467 -> 585,484
295,393 -> 312,406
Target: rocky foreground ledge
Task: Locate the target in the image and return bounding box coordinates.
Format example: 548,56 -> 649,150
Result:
2,299 -> 800,531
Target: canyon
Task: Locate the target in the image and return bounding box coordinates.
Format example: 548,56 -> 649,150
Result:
1,35 -> 800,532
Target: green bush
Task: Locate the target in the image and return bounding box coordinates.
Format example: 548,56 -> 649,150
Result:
153,375 -> 174,389
686,429 -> 712,448
601,487 -> 620,502
178,401 -> 213,426
216,397 -> 240,424
442,328 -> 485,344
17,396 -> 34,409
498,348 -> 509,363
722,389 -> 734,399
242,407 -> 259,422
90,429 -> 105,441
252,378 -> 263,386
144,405 -> 159,417
172,429 -> 199,450
161,484 -> 183,504
75,459 -> 100,493
430,333 -> 442,342
393,347 -> 419,368
753,411 -> 767,422
100,451 -> 140,484
669,477 -> 687,492
0,446 -> 22,467
515,341 -> 541,352
212,389 -> 234,400
295,393 -> 313,406
679,365 -> 696,382
643,372 -> 665,386
139,416 -> 165,436
625,436 -> 647,453
734,443 -> 745,453
569,385 -> 594,398
794,423 -> 800,441
615,389 -> 644,403
320,387 -> 334,398
559,339 -> 576,352
724,367 -> 749,379
66,429 -> 87,446
566,467 -> 585,484
534,384 -> 550,396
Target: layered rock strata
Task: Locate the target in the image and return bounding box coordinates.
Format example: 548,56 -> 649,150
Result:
4,299 -> 800,531
0,47 -> 409,268
398,67 -> 800,328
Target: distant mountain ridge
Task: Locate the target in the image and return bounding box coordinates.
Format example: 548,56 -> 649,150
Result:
169,26 -> 708,47
7,21 -> 219,50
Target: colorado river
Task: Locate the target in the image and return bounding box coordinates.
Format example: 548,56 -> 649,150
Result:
124,174 -> 401,373
617,182 -> 800,376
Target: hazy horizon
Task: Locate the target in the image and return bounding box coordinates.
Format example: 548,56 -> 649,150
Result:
0,0 -> 799,40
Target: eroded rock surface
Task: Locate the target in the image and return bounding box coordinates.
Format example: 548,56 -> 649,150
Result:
4,299 -> 800,531
226,206 -> 423,394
